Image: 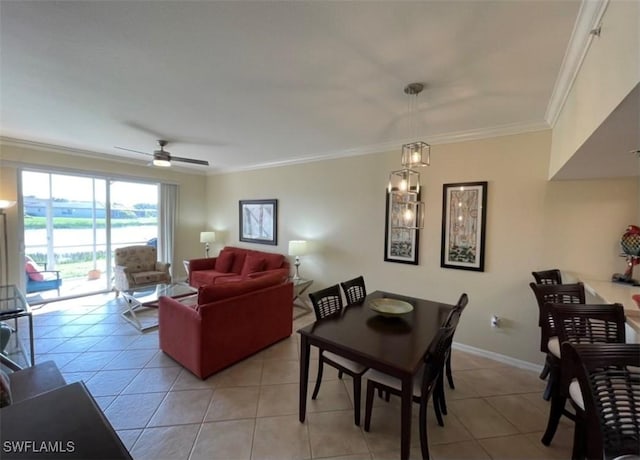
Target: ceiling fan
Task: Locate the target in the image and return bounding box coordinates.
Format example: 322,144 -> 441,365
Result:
114,140 -> 210,167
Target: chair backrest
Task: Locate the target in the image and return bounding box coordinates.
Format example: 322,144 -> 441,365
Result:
308,284 -> 344,320
419,325 -> 456,398
529,282 -> 585,351
114,245 -> 158,271
443,293 -> 469,329
340,276 -> 367,305
562,342 -> 640,460
531,269 -> 563,285
547,303 -> 626,345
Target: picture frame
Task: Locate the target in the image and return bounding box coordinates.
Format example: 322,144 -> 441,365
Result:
239,199 -> 278,245
384,190 -> 420,265
441,181 -> 488,271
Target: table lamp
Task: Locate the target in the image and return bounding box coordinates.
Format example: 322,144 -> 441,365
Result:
288,240 -> 308,280
200,231 -> 216,258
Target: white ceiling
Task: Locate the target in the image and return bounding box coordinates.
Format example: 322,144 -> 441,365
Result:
0,0 -> 582,173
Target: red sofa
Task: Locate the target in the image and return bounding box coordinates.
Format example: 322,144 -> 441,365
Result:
188,246 -> 290,288
158,271 -> 293,379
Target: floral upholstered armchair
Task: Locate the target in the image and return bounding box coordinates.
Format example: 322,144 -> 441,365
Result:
113,245 -> 171,294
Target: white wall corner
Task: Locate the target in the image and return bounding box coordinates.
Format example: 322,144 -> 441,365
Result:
545,0 -> 610,127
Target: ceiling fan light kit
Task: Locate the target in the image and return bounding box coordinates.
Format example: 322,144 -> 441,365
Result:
114,139 -> 210,167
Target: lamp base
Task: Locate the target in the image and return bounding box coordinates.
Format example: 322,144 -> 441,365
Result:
293,258 -> 301,280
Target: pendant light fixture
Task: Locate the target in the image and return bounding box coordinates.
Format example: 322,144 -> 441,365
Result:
388,83 -> 430,230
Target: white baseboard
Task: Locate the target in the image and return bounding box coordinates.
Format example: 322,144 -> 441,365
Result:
452,341 -> 544,374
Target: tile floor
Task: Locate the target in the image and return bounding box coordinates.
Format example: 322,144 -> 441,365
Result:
12,293 -> 574,459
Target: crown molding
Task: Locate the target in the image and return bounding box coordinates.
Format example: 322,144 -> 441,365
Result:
0,136 -> 208,175
545,0 -> 610,127
212,120 -> 550,175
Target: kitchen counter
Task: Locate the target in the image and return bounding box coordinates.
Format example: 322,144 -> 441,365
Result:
565,272 -> 640,339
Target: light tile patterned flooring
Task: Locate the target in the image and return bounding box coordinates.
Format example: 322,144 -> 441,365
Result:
16,293 -> 573,459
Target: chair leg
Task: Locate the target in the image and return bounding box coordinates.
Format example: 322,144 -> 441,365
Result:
364,381 -> 375,432
437,371 -> 448,416
571,415 -> 585,460
446,353 -> 454,389
539,361 -> 551,380
338,370 -> 343,379
542,360 -> 560,402
353,375 -> 361,426
419,398 -> 431,459
433,378 -> 444,427
311,360 -> 324,400
541,390 -> 566,446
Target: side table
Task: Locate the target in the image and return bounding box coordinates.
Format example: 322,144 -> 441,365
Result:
291,278 -> 313,317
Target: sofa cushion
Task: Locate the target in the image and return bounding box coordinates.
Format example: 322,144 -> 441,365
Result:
25,260 -> 44,282
241,254 -> 266,277
191,270 -> 236,287
227,250 -> 246,275
263,253 -> 285,270
198,271 -> 285,305
131,271 -> 170,285
214,250 -> 235,273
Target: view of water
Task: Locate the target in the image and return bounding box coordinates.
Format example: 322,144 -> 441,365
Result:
25,225 -> 157,253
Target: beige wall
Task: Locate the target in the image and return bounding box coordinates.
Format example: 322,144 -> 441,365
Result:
206,130 -> 637,365
0,143 -> 207,286
550,0 -> 640,178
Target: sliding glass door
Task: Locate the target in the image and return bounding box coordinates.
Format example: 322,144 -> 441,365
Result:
21,170 -> 159,302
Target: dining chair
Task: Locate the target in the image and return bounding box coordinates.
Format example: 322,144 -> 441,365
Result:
531,269 -> 563,285
433,293 -> 469,426
529,282 -> 585,400
363,325 -> 456,460
340,275 -> 367,305
561,342 -> 639,460
308,284 -> 368,426
542,302 -> 626,453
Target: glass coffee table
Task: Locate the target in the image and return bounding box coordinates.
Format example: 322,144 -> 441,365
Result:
290,278 -> 313,318
120,283 -> 197,332
0,285 -> 34,370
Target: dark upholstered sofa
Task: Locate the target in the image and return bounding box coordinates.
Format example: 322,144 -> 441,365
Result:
158,271 -> 293,379
188,246 -> 290,288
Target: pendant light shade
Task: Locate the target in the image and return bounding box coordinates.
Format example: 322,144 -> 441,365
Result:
386,82 -> 430,230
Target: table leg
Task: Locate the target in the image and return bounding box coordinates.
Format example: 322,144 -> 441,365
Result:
400,376 -> 413,460
299,335 -> 310,423
28,312 -> 34,366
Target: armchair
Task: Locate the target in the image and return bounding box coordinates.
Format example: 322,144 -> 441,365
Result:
25,256 -> 62,296
113,245 -> 171,294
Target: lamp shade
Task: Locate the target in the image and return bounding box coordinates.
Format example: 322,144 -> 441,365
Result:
288,240 -> 308,256
200,231 -> 216,243
0,200 -> 16,210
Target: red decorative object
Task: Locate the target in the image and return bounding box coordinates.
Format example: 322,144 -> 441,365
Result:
612,225 -> 640,285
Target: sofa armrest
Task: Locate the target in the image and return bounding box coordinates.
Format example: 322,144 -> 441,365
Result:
113,265 -> 132,291
155,261 -> 171,272
189,257 -> 217,272
158,296 -> 203,374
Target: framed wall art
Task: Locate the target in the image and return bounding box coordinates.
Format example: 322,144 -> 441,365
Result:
239,199 -> 278,245
441,181 -> 487,271
384,190 -> 420,265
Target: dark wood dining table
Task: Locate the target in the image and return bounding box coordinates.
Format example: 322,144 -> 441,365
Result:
298,290 -> 454,460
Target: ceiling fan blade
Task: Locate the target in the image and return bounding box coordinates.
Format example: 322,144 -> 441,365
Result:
170,156 -> 210,166
114,146 -> 153,156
